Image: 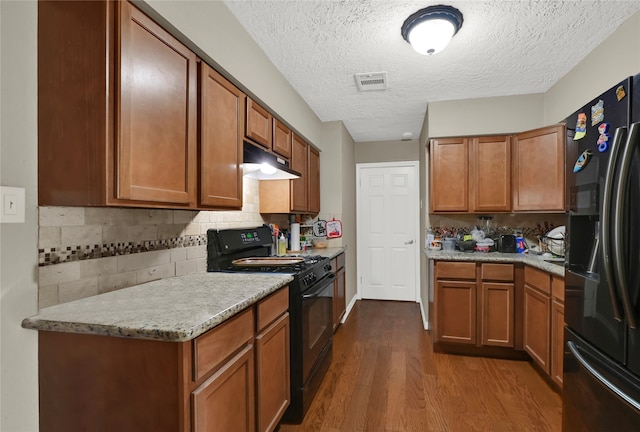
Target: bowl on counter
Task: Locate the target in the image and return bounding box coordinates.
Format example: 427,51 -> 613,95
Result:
443,238 -> 457,251
457,240 -> 476,252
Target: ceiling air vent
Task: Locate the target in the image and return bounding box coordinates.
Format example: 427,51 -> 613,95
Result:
355,72 -> 388,91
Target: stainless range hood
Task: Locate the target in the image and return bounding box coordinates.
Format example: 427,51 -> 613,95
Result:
242,142 -> 301,180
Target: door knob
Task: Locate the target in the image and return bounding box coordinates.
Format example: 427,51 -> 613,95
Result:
404,240 -> 414,245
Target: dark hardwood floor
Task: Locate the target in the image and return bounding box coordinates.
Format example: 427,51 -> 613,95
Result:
278,300 -> 561,432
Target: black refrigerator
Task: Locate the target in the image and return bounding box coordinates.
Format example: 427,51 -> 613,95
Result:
563,74 -> 640,431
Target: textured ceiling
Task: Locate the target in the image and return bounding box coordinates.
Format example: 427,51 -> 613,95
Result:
223,0 -> 640,142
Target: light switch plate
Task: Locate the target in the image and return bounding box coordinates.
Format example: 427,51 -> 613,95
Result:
0,186 -> 25,223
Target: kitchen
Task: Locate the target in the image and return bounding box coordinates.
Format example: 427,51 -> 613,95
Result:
2,1 -> 640,431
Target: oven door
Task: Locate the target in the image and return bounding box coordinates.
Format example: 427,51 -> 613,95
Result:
301,273 -> 335,381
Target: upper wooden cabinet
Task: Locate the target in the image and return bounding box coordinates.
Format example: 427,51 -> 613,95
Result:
308,146 -> 321,214
199,63 -> 245,209
260,134 -> 320,215
430,125 -> 564,214
470,136 -> 512,212
430,135 -> 511,213
38,0 -> 198,208
273,119 -> 293,160
512,125 -> 565,212
291,135 -> 309,213
430,138 -> 469,212
246,98 -> 273,149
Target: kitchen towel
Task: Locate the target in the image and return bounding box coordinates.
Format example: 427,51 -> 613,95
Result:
290,223 -> 301,251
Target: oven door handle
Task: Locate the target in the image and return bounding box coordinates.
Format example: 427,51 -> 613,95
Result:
302,273 -> 336,299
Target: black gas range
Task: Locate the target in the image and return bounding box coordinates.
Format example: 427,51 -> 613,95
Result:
207,225 -> 334,424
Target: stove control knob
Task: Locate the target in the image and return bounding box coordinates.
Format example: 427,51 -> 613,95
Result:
324,264 -> 332,272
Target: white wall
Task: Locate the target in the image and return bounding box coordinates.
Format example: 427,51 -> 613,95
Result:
0,1 -> 39,430
544,11 -> 640,124
319,121 -> 357,308
354,139 -> 420,163
427,93 -> 545,138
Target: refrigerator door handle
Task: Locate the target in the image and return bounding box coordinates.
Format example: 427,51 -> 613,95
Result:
613,122 -> 640,329
568,341 -> 640,411
602,126 -> 627,322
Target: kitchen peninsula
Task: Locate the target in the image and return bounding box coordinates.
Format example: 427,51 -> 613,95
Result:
22,272 -> 293,432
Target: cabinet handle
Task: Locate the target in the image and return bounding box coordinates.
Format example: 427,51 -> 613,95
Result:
404,240 -> 414,245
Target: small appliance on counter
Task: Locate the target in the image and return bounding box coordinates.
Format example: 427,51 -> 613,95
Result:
497,234 -> 517,253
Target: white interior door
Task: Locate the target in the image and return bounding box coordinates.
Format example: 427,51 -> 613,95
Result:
357,162 -> 419,301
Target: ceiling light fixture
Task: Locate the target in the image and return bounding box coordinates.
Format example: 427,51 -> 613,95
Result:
401,5 -> 463,56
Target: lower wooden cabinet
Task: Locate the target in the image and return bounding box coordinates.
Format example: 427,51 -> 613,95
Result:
192,344 -> 255,432
523,283 -> 551,373
434,261 -> 514,348
332,253 -> 346,331
37,286 -> 290,432
256,313 -> 290,432
433,260 -> 565,390
436,278 -> 477,344
523,266 -> 565,388
551,275 -> 565,388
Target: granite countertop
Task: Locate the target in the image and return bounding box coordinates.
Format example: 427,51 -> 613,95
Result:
424,249 -> 565,276
22,272 -> 293,342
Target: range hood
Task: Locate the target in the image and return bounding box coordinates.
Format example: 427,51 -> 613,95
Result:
242,142 -> 301,180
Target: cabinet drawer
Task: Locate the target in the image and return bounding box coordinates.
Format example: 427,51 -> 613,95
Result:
257,286 -> 289,332
552,275 -> 564,302
524,265 -> 551,295
336,253 -> 345,270
481,263 -> 514,282
436,261 -> 476,280
193,308 -> 254,381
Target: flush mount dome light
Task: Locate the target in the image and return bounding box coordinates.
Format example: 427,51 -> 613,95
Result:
401,5 -> 463,55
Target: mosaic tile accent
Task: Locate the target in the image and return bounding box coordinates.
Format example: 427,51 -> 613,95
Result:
427,225 -> 558,239
38,234 -> 207,267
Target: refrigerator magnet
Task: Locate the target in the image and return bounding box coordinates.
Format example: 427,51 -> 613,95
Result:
591,100 -> 605,125
574,113 -> 587,140
573,149 -> 593,172
597,123 -> 610,152
616,85 -> 627,101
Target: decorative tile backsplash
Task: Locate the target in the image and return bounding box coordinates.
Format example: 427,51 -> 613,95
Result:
37,177 -> 288,309
427,213 -> 567,240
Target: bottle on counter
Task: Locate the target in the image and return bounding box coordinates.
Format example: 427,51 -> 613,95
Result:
278,233 -> 287,256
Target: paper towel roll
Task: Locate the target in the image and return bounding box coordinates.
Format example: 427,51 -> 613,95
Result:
290,223 -> 300,251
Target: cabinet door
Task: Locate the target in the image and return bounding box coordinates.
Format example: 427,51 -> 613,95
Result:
199,63 -> 245,209
551,298 -> 565,388
523,285 -> 551,373
308,146 -> 321,214
512,125 -> 565,212
273,119 -> 292,160
430,138 -> 469,212
435,280 -> 477,344
291,134 -> 308,212
481,282 -> 514,347
333,266 -> 346,331
247,99 -> 272,149
256,313 -> 290,432
470,136 -> 511,212
117,1 -> 197,205
192,344 -> 255,432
